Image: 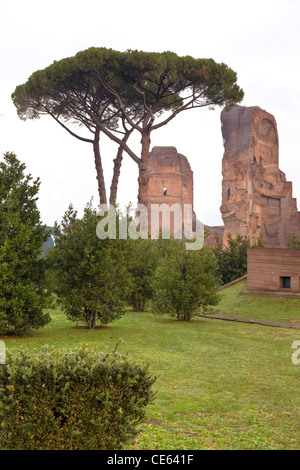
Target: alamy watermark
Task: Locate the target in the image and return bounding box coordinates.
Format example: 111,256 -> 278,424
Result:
0,340 -> 5,365
291,340 -> 300,365
96,203 -> 204,251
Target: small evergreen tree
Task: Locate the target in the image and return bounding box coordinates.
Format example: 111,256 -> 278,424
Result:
256,230 -> 265,248
126,238 -> 159,312
213,233 -> 250,285
212,232 -> 264,285
48,203 -> 131,329
151,240 -> 220,321
0,152 -> 50,335
287,232 -> 300,249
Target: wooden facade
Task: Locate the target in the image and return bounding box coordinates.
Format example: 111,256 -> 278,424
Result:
246,248 -> 300,295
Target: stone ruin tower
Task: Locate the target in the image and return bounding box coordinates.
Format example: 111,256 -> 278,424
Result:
220,105 -> 300,247
146,146 -> 194,237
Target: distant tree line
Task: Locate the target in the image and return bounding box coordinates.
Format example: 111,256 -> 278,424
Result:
0,152 -> 222,333
2,151 -> 284,335
212,232 -> 264,286
47,203 -> 221,326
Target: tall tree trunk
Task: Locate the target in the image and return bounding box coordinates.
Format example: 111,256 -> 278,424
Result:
86,309 -> 97,329
138,131 -> 151,207
93,128 -> 107,205
91,311 -> 97,329
109,146 -> 123,205
109,130 -> 134,205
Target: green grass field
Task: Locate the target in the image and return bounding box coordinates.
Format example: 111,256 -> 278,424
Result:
2,280 -> 300,450
213,280 -> 300,325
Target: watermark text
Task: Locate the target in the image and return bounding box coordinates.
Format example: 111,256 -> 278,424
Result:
96,203 -> 204,250
291,340 -> 300,365
0,341 -> 5,365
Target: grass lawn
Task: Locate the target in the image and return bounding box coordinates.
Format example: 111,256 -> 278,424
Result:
213,279 -> 300,326
2,287 -> 300,450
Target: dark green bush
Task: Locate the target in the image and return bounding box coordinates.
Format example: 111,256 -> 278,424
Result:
48,203 -> 131,329
0,346 -> 156,450
0,152 -> 51,335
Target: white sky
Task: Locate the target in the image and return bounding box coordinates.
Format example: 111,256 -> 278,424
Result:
1,0 -> 300,227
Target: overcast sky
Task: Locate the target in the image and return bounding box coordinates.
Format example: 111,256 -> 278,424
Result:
1,0 -> 300,228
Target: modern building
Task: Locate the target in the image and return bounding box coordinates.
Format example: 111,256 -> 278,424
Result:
245,248 -> 300,297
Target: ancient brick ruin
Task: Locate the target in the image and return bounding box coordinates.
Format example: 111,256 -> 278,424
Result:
146,146 -> 194,236
220,105 -> 300,248
144,107 -> 300,248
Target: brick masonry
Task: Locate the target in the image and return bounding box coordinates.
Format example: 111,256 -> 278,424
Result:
220,105 -> 300,247
246,247 -> 300,296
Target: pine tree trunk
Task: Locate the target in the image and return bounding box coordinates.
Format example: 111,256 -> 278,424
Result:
109,146 -> 123,205
93,129 -> 107,205
87,310 -> 97,329
91,311 -> 97,329
138,132 -> 151,206
109,131 -> 134,205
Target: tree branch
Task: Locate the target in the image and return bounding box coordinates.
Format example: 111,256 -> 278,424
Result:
43,107 -> 94,144
84,105 -> 140,164
151,88 -> 210,131
133,82 -> 155,121
95,71 -> 144,135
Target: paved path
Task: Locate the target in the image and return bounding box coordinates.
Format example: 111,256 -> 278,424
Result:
200,314 -> 300,330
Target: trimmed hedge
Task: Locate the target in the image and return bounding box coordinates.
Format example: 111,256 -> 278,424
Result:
0,346 -> 156,450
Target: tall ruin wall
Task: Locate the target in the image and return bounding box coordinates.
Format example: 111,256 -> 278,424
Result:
220,105 -> 300,247
146,146 -> 195,236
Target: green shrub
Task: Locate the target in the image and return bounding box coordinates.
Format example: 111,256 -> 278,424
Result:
152,240 -> 220,321
48,203 -> 131,329
126,238 -> 159,312
0,346 -> 156,450
287,232 -> 300,249
0,152 -> 51,335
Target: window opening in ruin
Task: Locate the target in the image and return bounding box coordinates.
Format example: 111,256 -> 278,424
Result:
253,156 -> 256,163
280,276 -> 291,288
163,186 -> 167,196
227,188 -> 230,200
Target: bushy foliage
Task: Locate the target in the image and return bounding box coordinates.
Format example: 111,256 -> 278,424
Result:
287,232 -> 300,249
0,152 -> 50,334
212,233 -> 250,285
47,203 -> 131,329
0,346 -> 155,450
213,232 -> 264,285
151,240 -> 220,321
125,238 -> 159,312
